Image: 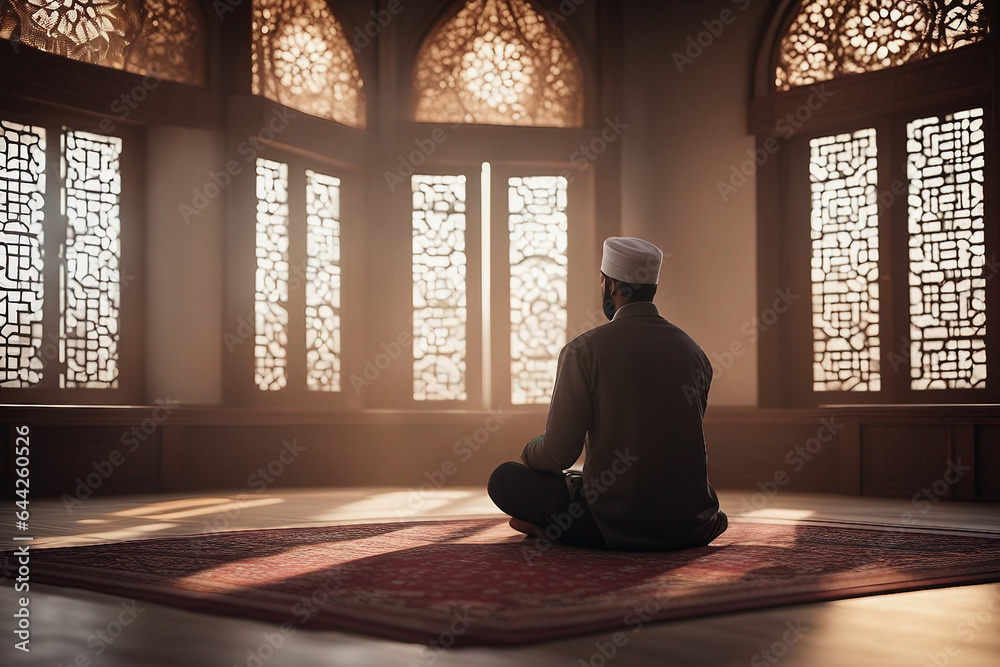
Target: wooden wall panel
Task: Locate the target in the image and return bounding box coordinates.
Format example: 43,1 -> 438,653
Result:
159,417 -> 545,494
977,425 -> 1000,502
25,424 -> 162,500
860,426 -> 952,498
705,421 -> 841,495
953,424 -> 976,501
4,407 -> 999,501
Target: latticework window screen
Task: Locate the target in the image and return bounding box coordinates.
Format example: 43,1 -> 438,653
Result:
410,170 -> 572,405
508,176 -> 568,405
808,129 -> 881,392
0,121 -> 123,389
254,158 -> 290,392
805,115 -> 990,395
251,0 -> 366,128
413,0 -> 584,127
411,175 -> 469,402
907,108 -> 986,390
0,122 -> 46,387
62,130 -> 123,388
0,0 -> 206,85
305,170 -> 342,393
253,158 -> 344,394
775,0 -> 988,91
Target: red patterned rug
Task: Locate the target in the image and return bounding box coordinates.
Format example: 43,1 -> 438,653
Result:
11,518 -> 1000,645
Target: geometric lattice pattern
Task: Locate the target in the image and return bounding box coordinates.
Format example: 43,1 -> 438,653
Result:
305,170 -> 341,393
809,128 -> 880,392
0,121 -> 46,387
251,0 -> 366,128
776,0 -> 988,91
508,176 -> 568,405
254,158 -> 290,392
61,130 -> 121,388
0,0 -> 207,85
907,108 -> 986,390
413,0 -> 584,127
412,175 -> 467,401
123,0 -> 208,86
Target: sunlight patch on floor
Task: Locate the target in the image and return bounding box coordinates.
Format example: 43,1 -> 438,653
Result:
739,508 -> 818,521
309,489 -> 499,522
138,497 -> 286,521
109,497 -> 235,517
68,522 -> 181,544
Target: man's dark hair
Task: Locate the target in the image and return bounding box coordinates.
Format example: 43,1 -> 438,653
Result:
603,272 -> 657,303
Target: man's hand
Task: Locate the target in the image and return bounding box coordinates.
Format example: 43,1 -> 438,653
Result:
521,433 -> 545,466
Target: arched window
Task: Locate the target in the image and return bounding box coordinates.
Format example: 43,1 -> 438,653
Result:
0,0 -> 207,85
0,3 -> 183,400
404,1 -> 594,408
752,0 -> 995,406
775,0 -> 987,91
244,1 -> 365,403
413,0 -> 584,127
251,0 -> 366,128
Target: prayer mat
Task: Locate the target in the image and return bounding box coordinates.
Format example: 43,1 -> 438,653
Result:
8,518 -> 1000,646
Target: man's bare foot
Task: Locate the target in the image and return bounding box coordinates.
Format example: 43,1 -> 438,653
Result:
509,517 -> 546,538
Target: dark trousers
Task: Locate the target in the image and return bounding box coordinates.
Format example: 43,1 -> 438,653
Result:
487,462 -> 607,549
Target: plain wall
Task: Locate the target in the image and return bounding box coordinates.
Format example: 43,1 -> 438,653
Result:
621,0 -> 771,406
144,126 -> 226,404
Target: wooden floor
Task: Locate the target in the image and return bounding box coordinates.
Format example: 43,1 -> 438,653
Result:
2,488 -> 999,666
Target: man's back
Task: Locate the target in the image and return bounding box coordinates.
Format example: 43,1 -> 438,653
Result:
526,301 -> 723,550
499,236 -> 726,552
578,302 -> 720,549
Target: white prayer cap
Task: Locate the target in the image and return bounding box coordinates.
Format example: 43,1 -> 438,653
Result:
601,237 -> 662,284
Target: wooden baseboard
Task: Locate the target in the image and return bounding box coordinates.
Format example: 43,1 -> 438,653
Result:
3,404 -> 998,501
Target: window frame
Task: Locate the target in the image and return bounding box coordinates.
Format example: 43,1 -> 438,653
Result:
222,117 -> 368,409
488,163 -> 597,411
0,104 -> 146,404
397,160 -> 601,412
407,164 -> 485,409
253,147 -> 363,408
400,159 -> 598,412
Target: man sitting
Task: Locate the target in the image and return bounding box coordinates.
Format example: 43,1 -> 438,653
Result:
488,237 -> 727,551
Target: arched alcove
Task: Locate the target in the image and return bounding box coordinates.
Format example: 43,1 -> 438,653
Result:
411,0 -> 585,127
251,0 -> 367,127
